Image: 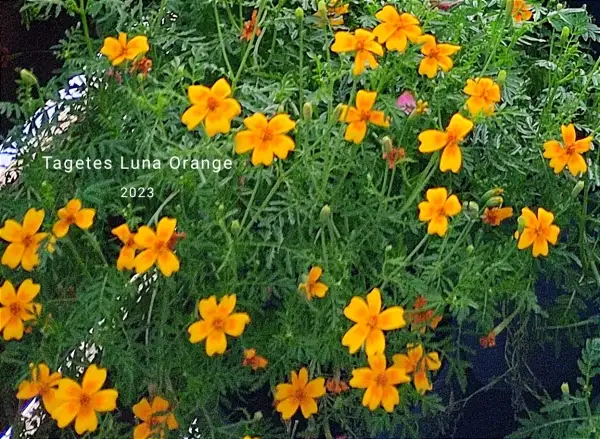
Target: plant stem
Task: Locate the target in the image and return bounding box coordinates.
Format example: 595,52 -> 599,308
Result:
241,171 -> 263,228
213,1 -> 234,78
233,0 -> 267,89
298,12 -> 305,112
84,230 -> 108,266
78,0 -> 94,58
396,152 -> 439,218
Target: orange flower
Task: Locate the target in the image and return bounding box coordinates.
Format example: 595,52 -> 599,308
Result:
243,348 -> 269,370
417,34 -> 460,78
325,0 -> 350,27
418,113 -> 473,173
481,207 -> 513,226
181,78 -> 242,136
132,396 -> 179,439
512,0 -> 533,22
517,207 -> 560,257
325,377 -> 349,394
392,344 -> 442,394
418,188 -> 462,237
100,33 -> 149,66
480,331 -> 496,348
241,10 -> 261,41
130,56 -> 152,76
111,223 -> 137,270
52,199 -> 96,238
373,6 -> 422,53
0,279 -> 41,341
331,29 -> 383,75
341,288 -> 406,356
349,352 -> 410,412
338,90 -> 390,144
134,217 -> 180,276
234,113 -> 296,166
0,208 -> 48,271
17,363 -> 62,414
543,124 -> 593,176
406,296 -> 443,333
274,367 -> 325,419
188,294 -> 250,356
298,266 -> 328,300
464,78 -> 501,116
382,147 -> 406,169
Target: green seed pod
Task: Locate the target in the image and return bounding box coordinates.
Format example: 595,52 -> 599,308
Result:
253,411 -> 263,421
466,244 -> 475,254
485,196 -> 504,208
230,220 -> 241,236
560,26 -> 570,44
295,7 -> 304,20
556,3 -> 564,10
276,104 -> 285,114
19,69 -> 38,86
381,136 -> 393,153
317,1 -> 327,15
463,201 -> 480,219
320,205 -> 331,222
561,382 -> 570,395
517,215 -> 526,233
482,187 -> 504,202
218,203 -> 225,213
505,0 -> 514,21
334,103 -> 346,121
385,245 -> 392,253
302,101 -> 313,121
497,70 -> 507,83
571,180 -> 585,198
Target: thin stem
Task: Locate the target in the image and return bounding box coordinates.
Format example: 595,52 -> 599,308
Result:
78,0 -> 94,58
213,1 -> 234,78
241,171 -> 262,228
298,12 -> 305,112
396,152 -> 439,218
233,0 -> 267,89
145,283 -> 159,346
84,230 -> 108,266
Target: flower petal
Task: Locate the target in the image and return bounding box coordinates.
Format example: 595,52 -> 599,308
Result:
366,288 -> 382,314
133,398 -> 153,422
91,389 -> 118,412
157,250 -> 180,277
365,328 -> 386,356
206,329 -> 227,356
344,297 -> 369,323
440,143 -> 462,173
377,307 -> 406,330
341,323 -> 369,353
188,320 -> 211,343
223,313 -> 250,336
418,130 -> 447,152
82,365 -> 107,394
268,114 -> 296,134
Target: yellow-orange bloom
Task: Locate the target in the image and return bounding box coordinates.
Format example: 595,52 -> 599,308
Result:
543,124 -> 593,176
243,348 -> 269,370
331,29 -> 383,75
0,279 -> 41,341
181,78 -> 242,137
464,78 -> 501,116
0,208 -> 48,271
393,344 -> 442,394
132,396 -> 179,439
341,288 -> 405,356
188,294 -> 250,356
111,223 -> 137,270
339,90 -> 389,144
517,207 -> 560,257
53,199 -> 96,238
17,363 -> 62,414
349,352 -> 410,412
373,6 -> 422,53
418,113 -> 473,173
406,296 -> 443,334
100,33 -> 149,66
512,0 -> 533,22
314,0 -> 349,27
418,188 -> 462,237
243,436 -> 260,439
417,35 -> 460,78
234,113 -> 296,166
274,367 -> 325,419
298,266 -> 328,300
134,217 -> 180,276
52,365 -> 118,435
481,207 -> 513,226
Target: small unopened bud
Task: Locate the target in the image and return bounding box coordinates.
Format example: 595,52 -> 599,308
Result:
230,220 -> 241,236
385,245 -> 392,253
561,382 -> 570,395
302,101 -> 313,121
571,180 -> 585,198
218,203 -> 225,213
560,26 -> 570,44
318,1 -> 327,14
381,136 -> 393,153
334,103 -> 346,121
295,7 -> 304,19
466,244 -> 474,254
505,0 -> 514,20
556,3 -> 564,10
19,69 -> 38,86
485,196 -> 504,208
367,173 -> 372,182
276,104 -> 285,114
320,205 -> 331,222
463,201 -> 480,219
497,70 -> 507,83
517,215 -> 526,233
253,411 -> 263,421
482,188 -> 504,202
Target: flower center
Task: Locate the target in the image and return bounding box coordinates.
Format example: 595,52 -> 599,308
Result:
565,143 -> 576,156
375,373 -> 388,387
355,40 -> 366,51
22,234 -> 34,247
212,317 -> 225,330
428,47 -> 440,58
9,302 -> 22,316
294,388 -> 307,402
360,110 -> 371,122
367,315 -> 378,328
207,96 -> 219,111
261,128 -> 274,143
80,394 -> 91,408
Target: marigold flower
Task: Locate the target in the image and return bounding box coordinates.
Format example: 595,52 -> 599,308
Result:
342,288 -> 405,356
392,344 -> 441,394
480,331 -> 496,348
418,113 -> 473,173
517,207 -> 560,257
325,377 -> 349,394
52,365 -> 118,435
188,294 -> 250,356
382,147 -> 406,169
373,6 -> 422,53
417,34 -> 460,78
298,266 -> 328,300
481,207 -> 513,226
331,29 -> 383,75
418,188 -> 462,237
52,199 -> 95,238
406,296 -> 443,333
241,10 -> 262,41
234,113 -> 296,166
111,223 -> 137,270
274,367 -> 325,419
325,0 -> 350,27
0,208 -> 48,271
0,279 -> 42,341
543,124 -> 593,176
132,396 -> 179,439
100,32 -> 149,66
134,217 -> 180,276
338,90 -> 389,144
414,99 -> 429,115
130,56 -> 153,76
350,352 -> 410,412
181,78 -> 242,136
512,0 -> 533,22
243,348 -> 269,370
17,363 -> 62,414
464,78 -> 501,116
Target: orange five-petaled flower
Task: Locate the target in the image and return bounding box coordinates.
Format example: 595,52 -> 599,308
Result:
298,266 -> 328,300
342,288 -> 406,356
134,217 -> 180,276
339,90 -> 390,144
517,207 -> 560,257
512,0 -> 533,22
417,34 -> 460,78
243,348 -> 269,370
543,124 -> 593,177
132,396 -> 179,439
53,199 -> 96,238
234,113 -> 296,166
0,208 -> 48,271
331,29 -> 383,75
464,78 -> 501,116
373,6 -> 422,53
418,113 -> 474,173
111,223 -> 138,270
181,78 -> 242,137
350,352 -> 410,412
100,32 -> 149,66
17,363 -> 62,415
0,279 -> 42,341
392,344 -> 442,394
188,294 -> 250,356
274,367 -> 325,419
481,207 -> 514,226
418,188 -> 462,237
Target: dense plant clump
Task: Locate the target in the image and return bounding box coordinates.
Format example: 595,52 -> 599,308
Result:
1,0 -> 600,437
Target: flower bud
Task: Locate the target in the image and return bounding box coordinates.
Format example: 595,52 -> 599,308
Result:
504,0 -> 514,20
561,382 -> 570,395
276,104 -> 285,114
253,411 -> 263,421
295,7 -> 304,20
334,103 -> 346,121
218,203 -> 225,213
571,180 -> 585,198
19,69 -> 38,86
463,201 -> 480,219
517,215 -> 526,233
497,70 -> 507,83
230,220 -> 241,236
320,205 -> 331,222
302,101 -> 313,121
381,136 -> 393,153
482,187 -> 504,202
485,196 -> 504,208
318,1 -> 327,14
560,26 -> 570,44
466,244 -> 474,254
556,3 -> 564,10
385,245 -> 392,253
